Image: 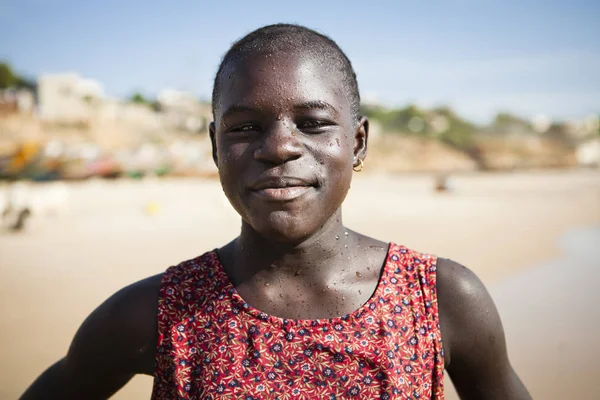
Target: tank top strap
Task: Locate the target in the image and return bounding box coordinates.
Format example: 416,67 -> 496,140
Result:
157,251 -> 222,325
387,244 -> 445,388
153,251 -> 223,397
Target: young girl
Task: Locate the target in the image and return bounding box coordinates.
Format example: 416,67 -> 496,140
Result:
22,24 -> 531,400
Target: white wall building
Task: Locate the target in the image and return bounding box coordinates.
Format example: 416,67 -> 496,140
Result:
158,89 -> 211,133
576,138 -> 600,168
38,73 -> 104,123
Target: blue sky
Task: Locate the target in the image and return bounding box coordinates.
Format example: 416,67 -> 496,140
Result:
1,0 -> 599,122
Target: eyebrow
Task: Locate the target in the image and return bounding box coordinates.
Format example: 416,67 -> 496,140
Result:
221,104 -> 258,120
293,100 -> 339,115
221,100 -> 339,120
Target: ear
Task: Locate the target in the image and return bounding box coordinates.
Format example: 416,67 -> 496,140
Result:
353,116 -> 369,163
209,121 -> 219,168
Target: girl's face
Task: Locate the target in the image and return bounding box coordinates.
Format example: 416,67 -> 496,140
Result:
210,52 -> 368,244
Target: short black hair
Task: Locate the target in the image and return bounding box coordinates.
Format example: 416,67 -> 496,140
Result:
212,23 -> 360,120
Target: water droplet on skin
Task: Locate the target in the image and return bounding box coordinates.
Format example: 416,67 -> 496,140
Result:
335,236 -> 339,240
356,271 -> 362,278
277,113 -> 283,120
265,282 -> 270,287
279,293 -> 283,298
295,270 -> 302,276
345,231 -> 349,236
342,296 -> 346,301
291,131 -> 296,136
344,244 -> 348,248
367,266 -> 372,271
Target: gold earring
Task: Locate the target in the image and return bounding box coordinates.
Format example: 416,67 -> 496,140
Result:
353,158 -> 364,172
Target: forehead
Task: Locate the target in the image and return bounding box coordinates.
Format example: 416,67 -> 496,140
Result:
215,52 -> 348,117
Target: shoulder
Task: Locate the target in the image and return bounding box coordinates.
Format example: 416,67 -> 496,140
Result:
66,273 -> 163,376
436,258 -> 488,310
435,258 -> 506,369
433,260 -> 532,398
65,251 -> 218,376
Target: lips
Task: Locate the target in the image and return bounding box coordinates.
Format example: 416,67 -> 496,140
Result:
249,177 -> 315,201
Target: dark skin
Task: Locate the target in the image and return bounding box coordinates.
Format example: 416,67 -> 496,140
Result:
21,51 -> 531,399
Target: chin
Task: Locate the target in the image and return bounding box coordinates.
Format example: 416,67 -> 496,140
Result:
250,212 -> 318,245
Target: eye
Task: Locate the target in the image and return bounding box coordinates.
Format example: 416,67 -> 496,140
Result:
297,119 -> 332,133
229,123 -> 260,133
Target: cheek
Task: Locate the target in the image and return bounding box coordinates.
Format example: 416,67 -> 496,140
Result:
218,139 -> 250,167
324,135 -> 353,168
217,142 -> 250,199
319,139 -> 353,191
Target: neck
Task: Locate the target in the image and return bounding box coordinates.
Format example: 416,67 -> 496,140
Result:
225,209 -> 353,285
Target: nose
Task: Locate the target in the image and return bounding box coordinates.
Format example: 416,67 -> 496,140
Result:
254,120 -> 303,165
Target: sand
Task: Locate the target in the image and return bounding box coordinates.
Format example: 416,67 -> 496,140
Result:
1,170 -> 599,399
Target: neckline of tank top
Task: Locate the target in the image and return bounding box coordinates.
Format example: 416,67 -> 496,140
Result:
209,242 -> 403,328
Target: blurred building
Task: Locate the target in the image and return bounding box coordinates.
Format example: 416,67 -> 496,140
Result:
570,115 -> 600,138
98,99 -> 161,131
576,138 -> 600,168
157,89 -> 211,133
0,89 -> 35,116
38,73 -> 104,123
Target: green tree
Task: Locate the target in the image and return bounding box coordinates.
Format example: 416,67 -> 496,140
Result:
130,92 -> 149,104
387,105 -> 424,131
361,104 -> 426,134
363,103 -> 478,149
493,112 -> 531,129
432,106 -> 477,150
15,75 -> 36,90
0,62 -> 17,89
0,62 -> 36,90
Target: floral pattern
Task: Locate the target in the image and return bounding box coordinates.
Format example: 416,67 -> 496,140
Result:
152,244 -> 444,399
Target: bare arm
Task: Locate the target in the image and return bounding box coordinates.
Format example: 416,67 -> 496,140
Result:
437,259 -> 531,400
20,274 -> 162,399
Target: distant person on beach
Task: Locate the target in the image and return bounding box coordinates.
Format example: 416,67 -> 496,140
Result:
22,24 -> 531,399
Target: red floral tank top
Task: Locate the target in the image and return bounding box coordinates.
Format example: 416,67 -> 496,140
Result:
152,244 -> 445,399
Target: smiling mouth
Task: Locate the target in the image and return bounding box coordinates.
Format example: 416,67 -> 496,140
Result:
253,186 -> 313,201
250,178 -> 315,201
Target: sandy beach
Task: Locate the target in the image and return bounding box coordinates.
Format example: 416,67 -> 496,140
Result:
1,170 -> 599,399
